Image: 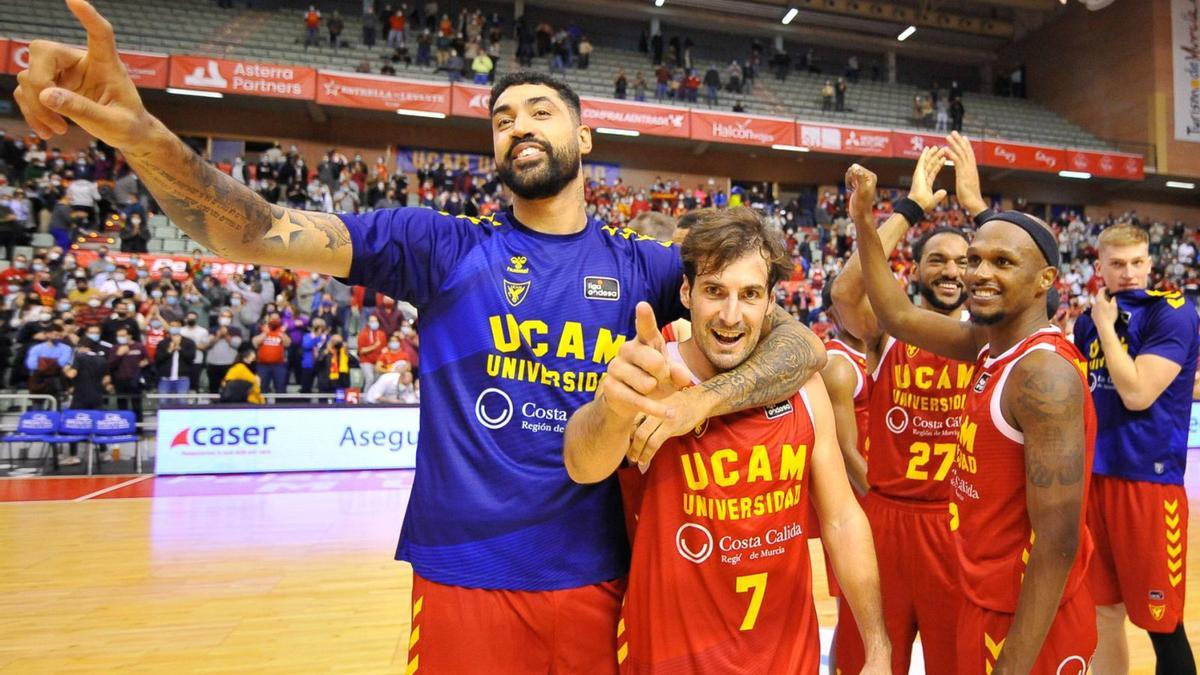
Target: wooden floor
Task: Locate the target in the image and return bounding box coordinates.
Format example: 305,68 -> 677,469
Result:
0,468 -> 1195,674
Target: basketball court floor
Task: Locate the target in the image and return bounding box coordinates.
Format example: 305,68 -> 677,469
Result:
1,454 -> 1196,673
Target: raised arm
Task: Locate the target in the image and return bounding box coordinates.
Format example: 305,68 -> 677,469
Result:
847,158 -> 980,362
830,215 -> 913,345
821,353 -> 869,496
14,0 -> 352,276
1089,293 -> 1184,411
992,352 -> 1088,674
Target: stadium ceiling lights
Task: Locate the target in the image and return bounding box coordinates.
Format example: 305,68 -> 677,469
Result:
596,127 -> 641,137
654,0 -> 665,6
771,144 -> 810,152
395,109 -> 447,119
782,8 -> 799,25
897,25 -> 916,41
166,87 -> 223,99
1166,181 -> 1196,190
1058,170 -> 1092,179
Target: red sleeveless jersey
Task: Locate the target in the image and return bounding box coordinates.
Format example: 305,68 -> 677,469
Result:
619,346 -> 820,674
825,338 -> 870,457
951,327 -> 1096,613
867,336 -> 974,502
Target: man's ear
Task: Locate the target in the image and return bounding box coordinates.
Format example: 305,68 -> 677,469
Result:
578,125 -> 593,156
680,275 -> 692,311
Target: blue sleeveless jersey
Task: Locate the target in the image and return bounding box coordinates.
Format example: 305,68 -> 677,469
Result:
338,207 -> 686,590
1074,289 -> 1199,485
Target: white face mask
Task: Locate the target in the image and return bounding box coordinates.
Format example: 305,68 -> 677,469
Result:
218,317 -> 232,326
368,321 -> 379,329
388,341 -> 401,350
88,299 -> 101,308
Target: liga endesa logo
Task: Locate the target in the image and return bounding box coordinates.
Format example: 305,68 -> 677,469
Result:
170,425 -> 278,447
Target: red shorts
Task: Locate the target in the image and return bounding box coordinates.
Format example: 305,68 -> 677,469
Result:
407,572 -> 625,674
834,492 -> 960,675
957,589 -> 1096,675
1086,474 -> 1188,631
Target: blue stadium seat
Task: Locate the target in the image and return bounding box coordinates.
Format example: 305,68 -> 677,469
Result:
0,411 -> 89,474
86,411 -> 141,475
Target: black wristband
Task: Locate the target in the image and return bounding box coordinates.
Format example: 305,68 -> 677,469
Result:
973,208 -> 996,227
893,197 -> 925,226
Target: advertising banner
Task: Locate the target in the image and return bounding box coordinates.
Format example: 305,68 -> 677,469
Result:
689,110 -> 795,147
168,54 -> 316,100
981,140 -> 1067,173
891,131 -> 957,159
580,97 -> 690,138
451,82 -> 492,118
156,406 -> 420,474
797,122 -> 893,156
118,50 -> 169,89
317,71 -> 450,114
0,38 -> 9,74
1065,149 -> 1145,180
1172,0 -> 1200,142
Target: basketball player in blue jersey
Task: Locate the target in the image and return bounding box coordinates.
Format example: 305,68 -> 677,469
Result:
14,3 -> 827,671
1073,224 -> 1198,675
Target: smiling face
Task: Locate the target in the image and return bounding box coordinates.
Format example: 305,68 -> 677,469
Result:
965,221 -> 1056,326
916,232 -> 969,313
681,252 -> 773,373
490,83 -> 590,201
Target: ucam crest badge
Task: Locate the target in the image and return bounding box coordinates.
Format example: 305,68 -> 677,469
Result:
906,344 -> 920,358
504,279 -> 531,307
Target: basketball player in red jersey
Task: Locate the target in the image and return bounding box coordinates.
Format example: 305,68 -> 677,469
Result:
565,208 -> 890,674
828,147 -> 973,675
819,279 -> 872,672
849,157 -> 1097,675
822,280 -> 871,497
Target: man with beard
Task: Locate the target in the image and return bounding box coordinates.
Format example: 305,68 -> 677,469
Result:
849,155 -> 1097,675
828,146 -> 973,675
13,3 -> 825,671
1073,223 -> 1198,675
565,208 -> 889,674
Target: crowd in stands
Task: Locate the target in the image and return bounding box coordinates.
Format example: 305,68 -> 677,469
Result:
0,130 -> 1195,435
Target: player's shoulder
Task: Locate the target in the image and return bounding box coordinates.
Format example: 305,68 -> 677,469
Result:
347,205 -> 506,237
593,220 -> 677,256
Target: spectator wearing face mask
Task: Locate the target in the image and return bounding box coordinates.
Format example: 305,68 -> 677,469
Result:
180,311 -> 209,390
317,334 -> 354,393
253,312 -> 291,395
86,247 -> 111,276
107,326 -> 147,422
314,295 -> 341,335
142,314 -> 167,363
158,287 -> 184,324
0,254 -> 29,286
376,333 -> 408,373
179,281 -> 211,329
119,212 -> 149,253
221,345 -> 264,404
357,314 -> 387,391
73,295 -> 108,330
26,322 -> 73,398
60,335 -> 110,465
97,265 -> 141,300
300,318 -> 330,393
296,272 -> 324,312
101,301 -> 140,344
205,310 -> 243,395
67,274 -> 98,309
154,320 -> 196,395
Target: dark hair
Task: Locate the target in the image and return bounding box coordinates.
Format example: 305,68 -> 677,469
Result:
489,71 -> 581,123
675,211 -> 703,232
681,207 -> 792,289
912,226 -> 969,264
821,274 -> 836,311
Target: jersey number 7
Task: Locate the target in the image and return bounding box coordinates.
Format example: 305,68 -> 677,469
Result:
735,573 -> 768,631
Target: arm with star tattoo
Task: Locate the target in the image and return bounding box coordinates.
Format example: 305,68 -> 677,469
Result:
124,127 -> 352,276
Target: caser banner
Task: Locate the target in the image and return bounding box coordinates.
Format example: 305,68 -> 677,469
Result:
156,406 -> 419,474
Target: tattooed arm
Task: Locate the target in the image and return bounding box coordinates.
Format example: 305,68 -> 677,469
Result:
700,304 -> 825,416
125,130 -> 352,276
992,351 -> 1087,675
11,1 -> 351,276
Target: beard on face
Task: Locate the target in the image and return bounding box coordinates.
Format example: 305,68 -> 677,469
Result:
918,278 -> 966,312
497,136 -> 581,200
968,307 -> 1005,326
